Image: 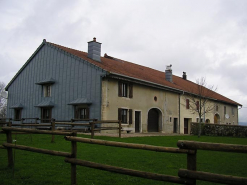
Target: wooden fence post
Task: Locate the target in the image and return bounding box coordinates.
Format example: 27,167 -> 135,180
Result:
8,119 -> 12,127
51,119 -> 55,143
119,120 -> 121,138
91,122 -> 95,139
71,132 -> 77,185
187,149 -> 197,185
6,121 -> 14,167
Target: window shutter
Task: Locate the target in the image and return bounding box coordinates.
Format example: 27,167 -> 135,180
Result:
129,83 -> 133,98
74,106 -> 78,119
118,82 -> 122,97
118,108 -> 122,121
186,99 -> 189,109
196,101 -> 199,110
86,108 -> 90,119
129,109 -> 133,124
49,108 -> 52,119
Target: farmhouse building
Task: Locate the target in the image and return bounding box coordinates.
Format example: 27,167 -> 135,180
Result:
5,38 -> 241,134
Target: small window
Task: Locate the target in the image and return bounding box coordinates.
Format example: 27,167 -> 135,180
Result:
186,99 -> 190,109
14,109 -> 22,120
118,81 -> 133,98
41,108 -> 52,123
44,85 -> 51,97
224,106 -> 226,115
232,107 -> 235,115
118,108 -> 132,124
79,108 -> 89,119
121,109 -> 128,123
74,106 -> 89,119
216,105 -> 218,111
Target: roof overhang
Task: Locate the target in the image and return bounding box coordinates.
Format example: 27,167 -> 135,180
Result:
10,103 -> 24,109
35,78 -> 55,85
35,100 -> 55,107
105,72 -> 183,94
68,98 -> 92,105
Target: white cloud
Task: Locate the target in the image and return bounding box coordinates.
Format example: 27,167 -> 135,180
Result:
0,0 -> 247,121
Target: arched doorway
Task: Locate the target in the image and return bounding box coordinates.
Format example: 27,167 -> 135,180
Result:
206,119 -> 210,123
214,114 -> 220,124
148,108 -> 162,132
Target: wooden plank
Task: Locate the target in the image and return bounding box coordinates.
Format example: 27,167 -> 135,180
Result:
178,169 -> 247,185
11,124 -> 51,126
2,127 -> 74,136
55,122 -> 90,126
177,140 -> 247,153
3,143 -> 71,157
92,120 -> 120,124
6,130 -> 14,167
65,137 -> 193,154
94,128 -> 119,131
119,120 -> 121,138
71,132 -> 77,185
187,150 -> 197,185
51,119 -> 55,143
65,158 -> 193,184
91,122 -> 95,139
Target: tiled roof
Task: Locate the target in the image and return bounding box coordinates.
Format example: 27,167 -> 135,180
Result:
50,42 -> 241,106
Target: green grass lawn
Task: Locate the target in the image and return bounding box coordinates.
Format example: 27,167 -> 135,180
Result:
0,133 -> 246,185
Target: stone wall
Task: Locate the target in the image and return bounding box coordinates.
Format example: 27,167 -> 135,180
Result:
190,122 -> 247,137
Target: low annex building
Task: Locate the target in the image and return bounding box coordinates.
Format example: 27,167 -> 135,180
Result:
5,38 -> 241,134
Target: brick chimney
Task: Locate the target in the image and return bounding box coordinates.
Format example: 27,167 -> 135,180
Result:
88,37 -> 101,62
165,64 -> 172,82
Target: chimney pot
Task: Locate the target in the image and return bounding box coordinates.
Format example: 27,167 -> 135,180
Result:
93,37 -> 96,42
182,72 -> 187,80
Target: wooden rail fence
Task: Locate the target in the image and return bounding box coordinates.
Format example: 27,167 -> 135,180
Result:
1,126 -> 247,185
0,118 -> 122,139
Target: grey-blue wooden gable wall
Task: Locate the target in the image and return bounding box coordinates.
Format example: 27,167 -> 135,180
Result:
6,43 -> 106,121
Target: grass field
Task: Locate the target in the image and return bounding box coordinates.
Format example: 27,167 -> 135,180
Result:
0,133 -> 246,185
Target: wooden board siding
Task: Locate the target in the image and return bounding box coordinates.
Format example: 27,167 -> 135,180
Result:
6,44 -> 106,121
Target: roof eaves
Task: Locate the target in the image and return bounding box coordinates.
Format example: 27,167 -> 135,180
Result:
108,72 -> 183,94
5,39 -> 47,91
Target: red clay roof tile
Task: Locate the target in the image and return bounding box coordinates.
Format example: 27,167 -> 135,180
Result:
50,42 -> 241,106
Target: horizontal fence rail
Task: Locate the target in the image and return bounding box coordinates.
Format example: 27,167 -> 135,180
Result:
3,143 -> 71,157
178,169 -> 247,185
2,127 -> 74,136
0,145 -> 5,149
65,158 -> 193,185
177,140 -> 247,153
65,137 -> 193,154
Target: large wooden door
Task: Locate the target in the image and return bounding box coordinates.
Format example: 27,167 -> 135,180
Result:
135,111 -> 140,133
148,109 -> 159,132
184,118 -> 188,134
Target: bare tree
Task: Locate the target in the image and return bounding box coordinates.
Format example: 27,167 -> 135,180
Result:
183,77 -> 217,137
0,82 -> 7,118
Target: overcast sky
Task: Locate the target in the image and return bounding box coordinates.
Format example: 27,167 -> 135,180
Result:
1,0 -> 247,122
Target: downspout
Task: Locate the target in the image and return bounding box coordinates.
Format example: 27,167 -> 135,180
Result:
179,94 -> 181,134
